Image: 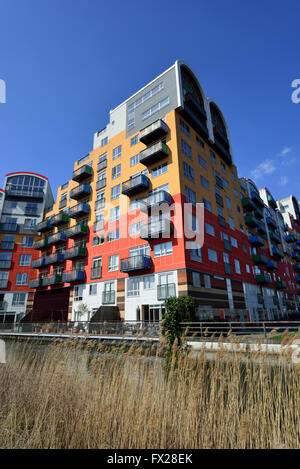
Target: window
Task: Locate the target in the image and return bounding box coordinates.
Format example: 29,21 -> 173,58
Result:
180,120 -> 190,137
112,145 -> 122,160
204,274 -> 211,288
129,245 -> 150,257
221,162 -> 226,173
12,292 -> 26,306
129,222 -> 144,236
130,154 -> 140,167
112,164 -> 121,179
108,254 -> 119,272
185,186 -> 196,206
152,163 -> 168,178
22,236 -> 34,248
183,162 -> 194,182
210,151 -> 216,163
130,135 -> 139,146
228,216 -> 234,230
181,139 -> 192,159
198,155 -> 207,168
107,229 -> 120,242
129,198 -> 143,211
143,275 -> 155,289
208,249 -> 218,263
226,197 -> 232,210
110,206 -> 120,222
231,237 -> 238,248
192,272 -> 201,287
188,214 -> 199,233
153,241 -> 172,258
246,264 -> 250,274
190,243 -> 202,262
142,97 -> 169,120
234,259 -> 241,274
89,284 -> 97,295
93,234 -> 105,246
223,252 -> 230,264
74,286 -> 83,302
203,198 -> 212,212
129,83 -> 164,112
101,137 -> 108,147
196,136 -> 204,148
201,176 -> 209,189
217,207 -> 223,217
205,223 -> 215,236
15,273 -> 28,286
127,278 -> 140,297
111,185 -> 120,200
19,254 -> 31,266
223,178 -> 229,189
234,189 -> 238,198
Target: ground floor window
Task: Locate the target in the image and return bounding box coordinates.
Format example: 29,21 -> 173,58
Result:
140,304 -> 164,322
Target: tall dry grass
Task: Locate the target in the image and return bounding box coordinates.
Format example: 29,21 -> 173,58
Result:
0,337 -> 299,449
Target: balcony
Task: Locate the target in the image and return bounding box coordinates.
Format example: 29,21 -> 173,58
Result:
139,141 -> 168,166
36,219 -> 53,233
266,216 -> 277,229
0,241 -> 14,250
245,214 -> 258,228
122,174 -> 150,197
97,160 -> 107,172
66,223 -> 88,238
0,279 -> 8,289
272,246 -> 284,259
182,93 -> 208,138
250,191 -> 264,208
140,190 -> 172,214
213,127 -> 232,164
140,219 -> 173,240
254,207 -> 264,220
215,193 -> 224,207
275,280 -> 287,289
242,197 -> 255,212
69,203 -> 90,219
267,194 -> 277,210
157,283 -> 176,300
70,184 -> 91,201
34,238 -> 48,250
45,253 -> 65,266
257,222 -> 267,235
59,199 -> 67,210
29,277 -> 43,288
249,235 -> 265,247
96,179 -> 106,191
266,260 -> 278,270
252,253 -> 268,265
62,269 -> 85,283
256,273 -> 271,284
94,220 -> 104,232
5,185 -> 44,200
47,232 -> 67,246
32,257 -> 47,269
269,231 -> 281,244
64,246 -> 87,260
224,263 -> 232,275
218,215 -> 227,228
120,255 -> 151,273
102,291 -> 116,305
91,267 -> 102,279
0,260 -> 11,269
72,164 -> 93,182
51,212 -> 70,227
43,274 -> 63,287
139,119 -> 168,145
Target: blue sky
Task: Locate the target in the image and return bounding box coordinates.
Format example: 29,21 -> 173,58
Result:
0,0 -> 299,201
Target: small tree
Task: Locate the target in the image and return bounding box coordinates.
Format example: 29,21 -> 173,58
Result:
161,296 -> 195,349
75,303 -> 90,322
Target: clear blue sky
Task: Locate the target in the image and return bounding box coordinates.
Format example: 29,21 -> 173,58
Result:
0,0 -> 299,201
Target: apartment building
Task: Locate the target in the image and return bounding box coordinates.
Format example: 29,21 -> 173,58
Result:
28,60 -> 300,323
0,172 -> 53,323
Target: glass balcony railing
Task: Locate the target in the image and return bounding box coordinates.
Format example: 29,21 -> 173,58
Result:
256,273 -> 271,284
29,277 -> 44,288
45,253 -> 65,265
244,214 -> 259,228
122,174 -> 150,197
66,224 -> 88,238
36,219 -> 53,233
249,235 -> 265,247
266,260 -> 278,270
64,246 -> 87,260
96,179 -> 106,191
32,257 -> 47,268
140,190 -> 172,213
70,184 -> 91,201
275,280 -> 287,289
5,185 -> 44,199
242,197 -> 255,212
120,255 -> 151,273
97,160 -> 107,172
69,203 -> 90,219
51,212 -> 70,227
266,216 -> 277,229
140,219 -> 173,240
139,119 -> 168,145
43,274 -> 63,287
47,232 -> 67,246
139,141 -> 168,166
250,191 -> 264,208
252,253 -> 268,265
34,238 -> 48,250
272,246 -> 284,259
62,269 -> 85,283
157,283 -> 176,300
72,164 -> 93,182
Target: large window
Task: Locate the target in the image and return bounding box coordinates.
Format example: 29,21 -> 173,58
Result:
153,241 -> 172,258
19,255 -> 32,266
112,164 -> 121,179
129,245 -> 150,257
181,139 -> 192,159
110,206 -> 120,222
127,278 -> 140,297
12,292 -> 26,306
108,255 -> 119,272
183,162 -> 194,182
142,97 -> 169,120
111,185 -> 120,200
143,275 -> 155,290
15,273 -> 28,286
112,145 -> 122,160
152,163 -> 168,178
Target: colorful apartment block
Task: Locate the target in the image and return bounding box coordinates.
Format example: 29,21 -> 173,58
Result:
24,60 -> 300,323
0,172 -> 53,323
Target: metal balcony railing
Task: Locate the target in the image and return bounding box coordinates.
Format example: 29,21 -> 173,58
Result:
69,203 -> 90,219
139,141 -> 168,166
72,164 -> 93,182
139,119 -> 168,145
64,246 -> 86,260
66,224 -> 88,238
120,255 -> 151,273
70,184 -> 91,201
140,219 -> 172,240
122,174 -> 150,197
62,270 -> 85,283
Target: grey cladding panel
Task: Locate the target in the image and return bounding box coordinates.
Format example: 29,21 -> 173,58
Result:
126,67 -> 178,138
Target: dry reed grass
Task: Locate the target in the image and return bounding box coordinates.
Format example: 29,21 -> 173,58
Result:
0,337 -> 299,449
